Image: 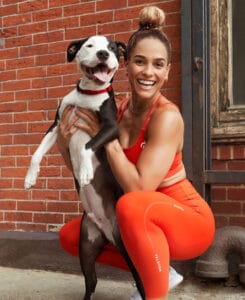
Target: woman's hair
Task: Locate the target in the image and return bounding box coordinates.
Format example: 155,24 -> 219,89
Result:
127,6 -> 171,63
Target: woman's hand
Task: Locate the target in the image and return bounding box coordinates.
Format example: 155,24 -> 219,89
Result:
74,107 -> 101,137
57,105 -> 78,148
57,105 -> 79,171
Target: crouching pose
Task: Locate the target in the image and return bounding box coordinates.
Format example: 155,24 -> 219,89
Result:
58,6 -> 215,300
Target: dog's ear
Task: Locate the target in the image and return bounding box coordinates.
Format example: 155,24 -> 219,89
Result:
115,41 -> 127,61
67,38 -> 88,62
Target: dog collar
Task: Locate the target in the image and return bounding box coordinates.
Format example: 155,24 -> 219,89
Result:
76,81 -> 113,95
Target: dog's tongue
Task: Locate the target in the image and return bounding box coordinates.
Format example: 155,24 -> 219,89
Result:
93,70 -> 111,83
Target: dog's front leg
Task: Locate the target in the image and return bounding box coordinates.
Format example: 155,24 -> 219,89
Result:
24,126 -> 58,189
85,98 -> 119,152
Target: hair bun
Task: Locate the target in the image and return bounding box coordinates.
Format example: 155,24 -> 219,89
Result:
139,6 -> 165,31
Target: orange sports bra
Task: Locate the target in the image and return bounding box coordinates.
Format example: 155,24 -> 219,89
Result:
116,95 -> 184,180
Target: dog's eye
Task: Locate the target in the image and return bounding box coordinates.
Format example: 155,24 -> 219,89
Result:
108,44 -> 116,51
86,44 -> 93,48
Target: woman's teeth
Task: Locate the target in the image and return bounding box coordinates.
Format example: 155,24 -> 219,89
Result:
137,79 -> 155,86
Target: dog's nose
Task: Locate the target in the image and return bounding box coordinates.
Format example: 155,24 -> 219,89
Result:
97,50 -> 109,61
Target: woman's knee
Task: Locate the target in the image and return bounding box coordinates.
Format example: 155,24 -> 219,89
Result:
116,191 -> 145,224
59,217 -> 81,256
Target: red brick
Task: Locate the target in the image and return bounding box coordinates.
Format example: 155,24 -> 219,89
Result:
0,48 -> 18,59
17,201 -> 46,211
32,8 -> 62,22
17,223 -> 46,231
233,145 -> 245,159
19,44 -> 48,58
229,217 -> 245,227
48,17 -> 79,31
47,201 -> 79,213
63,2 -> 95,17
211,186 -> 227,201
32,190 -> 59,201
65,26 -> 97,40
0,223 -> 16,230
19,0 -> 48,13
0,70 -> 16,81
6,35 -> 32,48
227,187 -> 245,200
0,124 -> 27,135
0,200 -> 16,210
5,212 -> 33,222
6,57 -> 34,70
2,80 -> 30,91
211,201 -> 242,215
49,0 -> 79,8
228,160 -> 245,170
3,12 -> 32,27
16,89 -> 46,101
213,216 -> 229,228
98,20 -> 133,35
19,22 -> 47,36
33,30 -> 64,45
80,11 -> 113,27
97,0 -> 127,10
36,53 -> 65,66
32,77 -> 62,89
33,212 -> 63,223
0,101 -> 27,113
0,4 -> 18,16
17,67 -> 46,80
219,145 -> 233,160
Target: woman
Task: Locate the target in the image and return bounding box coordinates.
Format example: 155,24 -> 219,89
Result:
58,6 -> 215,300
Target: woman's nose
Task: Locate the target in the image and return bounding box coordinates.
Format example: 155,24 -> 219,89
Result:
142,64 -> 153,76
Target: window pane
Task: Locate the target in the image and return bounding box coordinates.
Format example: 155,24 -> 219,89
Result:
232,0 -> 245,105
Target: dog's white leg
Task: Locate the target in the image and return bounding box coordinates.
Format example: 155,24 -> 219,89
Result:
24,127 -> 58,189
79,146 -> 94,186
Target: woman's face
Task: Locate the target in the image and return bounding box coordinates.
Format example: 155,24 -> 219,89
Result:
127,37 -> 170,101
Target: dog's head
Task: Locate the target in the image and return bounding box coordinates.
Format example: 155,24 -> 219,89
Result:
67,35 -> 127,86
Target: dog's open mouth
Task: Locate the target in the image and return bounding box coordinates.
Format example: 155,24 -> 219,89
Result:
83,63 -> 116,84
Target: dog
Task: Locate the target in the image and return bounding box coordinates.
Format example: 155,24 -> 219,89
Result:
24,35 -> 145,300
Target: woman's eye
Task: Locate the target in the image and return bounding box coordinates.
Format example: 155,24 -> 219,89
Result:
155,62 -> 164,68
135,59 -> 144,65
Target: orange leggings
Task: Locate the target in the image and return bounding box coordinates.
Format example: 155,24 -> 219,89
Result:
59,179 -> 215,298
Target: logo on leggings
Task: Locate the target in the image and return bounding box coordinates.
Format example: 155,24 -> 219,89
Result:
154,253 -> 162,272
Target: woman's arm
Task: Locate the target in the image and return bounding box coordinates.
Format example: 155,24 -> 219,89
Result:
66,105 -> 184,193
105,108 -> 184,192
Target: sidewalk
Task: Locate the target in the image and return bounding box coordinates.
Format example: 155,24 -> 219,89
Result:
0,266 -> 244,300
0,231 -> 244,300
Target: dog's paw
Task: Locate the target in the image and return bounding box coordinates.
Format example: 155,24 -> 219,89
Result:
79,147 -> 94,186
24,165 -> 39,189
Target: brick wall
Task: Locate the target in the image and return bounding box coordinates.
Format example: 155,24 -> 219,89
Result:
211,144 -> 245,228
0,0 -> 181,231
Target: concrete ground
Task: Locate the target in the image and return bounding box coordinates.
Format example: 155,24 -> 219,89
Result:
0,231 -> 244,300
0,266 -> 244,300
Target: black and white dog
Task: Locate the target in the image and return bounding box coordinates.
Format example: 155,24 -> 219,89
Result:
24,35 -> 145,300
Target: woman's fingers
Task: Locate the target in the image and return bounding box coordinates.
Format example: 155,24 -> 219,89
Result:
74,108 -> 101,137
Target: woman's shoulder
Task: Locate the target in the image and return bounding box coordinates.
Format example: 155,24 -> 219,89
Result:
150,98 -> 184,131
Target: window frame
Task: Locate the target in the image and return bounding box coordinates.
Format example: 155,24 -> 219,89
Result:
210,0 -> 245,142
